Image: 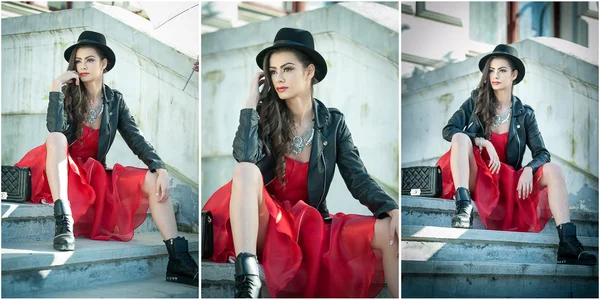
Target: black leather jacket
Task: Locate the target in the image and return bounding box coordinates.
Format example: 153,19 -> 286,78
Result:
442,89 -> 550,174
232,98 -> 398,219
46,84 -> 166,171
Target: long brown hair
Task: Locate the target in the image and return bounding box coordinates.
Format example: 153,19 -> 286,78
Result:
474,55 -> 516,138
258,48 -> 318,185
64,45 -> 107,141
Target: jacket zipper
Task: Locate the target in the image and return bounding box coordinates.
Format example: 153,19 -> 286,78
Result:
316,154 -> 326,211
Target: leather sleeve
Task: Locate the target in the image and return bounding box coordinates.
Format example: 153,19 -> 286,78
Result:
116,94 -> 166,171
46,87 -> 71,133
523,109 -> 551,174
335,114 -> 399,218
232,108 -> 265,163
442,91 -> 478,144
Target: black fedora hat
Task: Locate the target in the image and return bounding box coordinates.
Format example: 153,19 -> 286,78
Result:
478,44 -> 525,85
64,31 -> 116,72
256,28 -> 327,82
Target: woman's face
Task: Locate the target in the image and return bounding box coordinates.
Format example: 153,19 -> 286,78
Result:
74,47 -> 107,83
269,51 -> 314,100
488,57 -> 518,91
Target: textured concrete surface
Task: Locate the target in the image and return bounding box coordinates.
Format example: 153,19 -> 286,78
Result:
402,261 -> 598,298
401,38 -> 599,212
2,232 -> 198,297
401,196 -> 599,236
33,276 -> 198,298
200,261 -> 392,298
1,201 -> 179,243
201,3 -> 399,216
402,225 -> 599,265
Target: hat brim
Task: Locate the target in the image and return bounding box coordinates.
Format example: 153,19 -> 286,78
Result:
64,41 -> 116,73
478,53 -> 525,85
256,42 -> 327,83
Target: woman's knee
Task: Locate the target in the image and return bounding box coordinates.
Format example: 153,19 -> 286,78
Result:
451,133 -> 472,148
232,162 -> 262,185
143,170 -> 158,195
46,132 -> 68,151
371,218 -> 396,250
543,163 -> 565,182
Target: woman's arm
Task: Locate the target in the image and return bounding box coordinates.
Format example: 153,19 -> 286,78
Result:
523,108 -> 550,174
116,93 -> 166,171
442,90 -> 478,144
46,84 -> 71,133
335,113 -> 398,219
232,108 -> 265,163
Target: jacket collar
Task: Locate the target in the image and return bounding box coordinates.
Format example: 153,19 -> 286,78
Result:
511,95 -> 524,117
102,83 -> 115,103
313,98 -> 330,128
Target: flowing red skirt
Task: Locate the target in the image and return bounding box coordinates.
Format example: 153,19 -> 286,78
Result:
435,132 -> 551,232
14,126 -> 149,241
203,157 -> 385,297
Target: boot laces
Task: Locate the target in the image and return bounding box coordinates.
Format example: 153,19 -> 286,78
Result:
456,201 -> 471,215
56,215 -> 73,234
235,275 -> 259,296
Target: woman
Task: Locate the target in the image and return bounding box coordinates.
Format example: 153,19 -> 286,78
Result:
202,28 -> 399,298
436,44 -> 596,266
14,31 -> 199,286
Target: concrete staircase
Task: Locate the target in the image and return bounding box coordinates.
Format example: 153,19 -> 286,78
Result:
1,201 -> 199,298
201,261 -> 392,298
401,195 -> 599,298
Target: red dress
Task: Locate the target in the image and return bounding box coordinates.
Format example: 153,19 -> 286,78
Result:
435,131 -> 551,232
203,156 -> 385,298
14,126 -> 149,241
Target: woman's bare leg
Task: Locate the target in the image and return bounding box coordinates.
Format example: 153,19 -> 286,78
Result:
230,162 -> 269,256
371,217 -> 399,298
143,171 -> 178,240
538,163 -> 570,225
449,133 -> 478,191
45,132 -> 69,203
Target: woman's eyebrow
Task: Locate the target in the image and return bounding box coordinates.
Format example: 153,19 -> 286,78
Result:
269,62 -> 296,69
75,55 -> 96,60
489,66 -> 508,70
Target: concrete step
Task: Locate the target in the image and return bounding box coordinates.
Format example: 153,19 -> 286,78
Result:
1,201 -> 179,243
201,261 -> 392,298
31,275 -> 198,298
1,231 -> 198,297
402,225 -> 598,264
402,260 -> 598,298
401,196 -> 599,237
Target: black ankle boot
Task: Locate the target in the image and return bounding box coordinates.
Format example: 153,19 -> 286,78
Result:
451,187 -> 474,228
557,222 -> 597,266
234,252 -> 262,298
164,236 -> 199,286
53,199 -> 75,251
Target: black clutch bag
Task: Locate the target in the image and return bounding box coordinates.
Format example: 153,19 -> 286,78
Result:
1,166 -> 32,203
201,210 -> 214,259
401,166 -> 442,197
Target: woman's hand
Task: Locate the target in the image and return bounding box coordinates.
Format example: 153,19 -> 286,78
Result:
387,209 -> 399,246
245,71 -> 265,109
517,166 -> 534,199
155,169 -> 170,203
483,140 -> 501,174
56,70 -> 80,86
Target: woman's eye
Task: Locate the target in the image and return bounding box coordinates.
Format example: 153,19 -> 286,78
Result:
270,71 -> 276,75
76,61 -> 81,64
88,59 -> 95,62
284,68 -> 292,72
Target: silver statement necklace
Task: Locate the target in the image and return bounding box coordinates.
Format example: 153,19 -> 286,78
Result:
87,97 -> 104,124
492,105 -> 511,127
291,121 -> 314,154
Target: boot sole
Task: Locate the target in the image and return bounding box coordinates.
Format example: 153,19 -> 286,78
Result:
166,273 -> 199,287
53,243 -> 75,251
557,257 -> 597,266
451,215 -> 473,229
